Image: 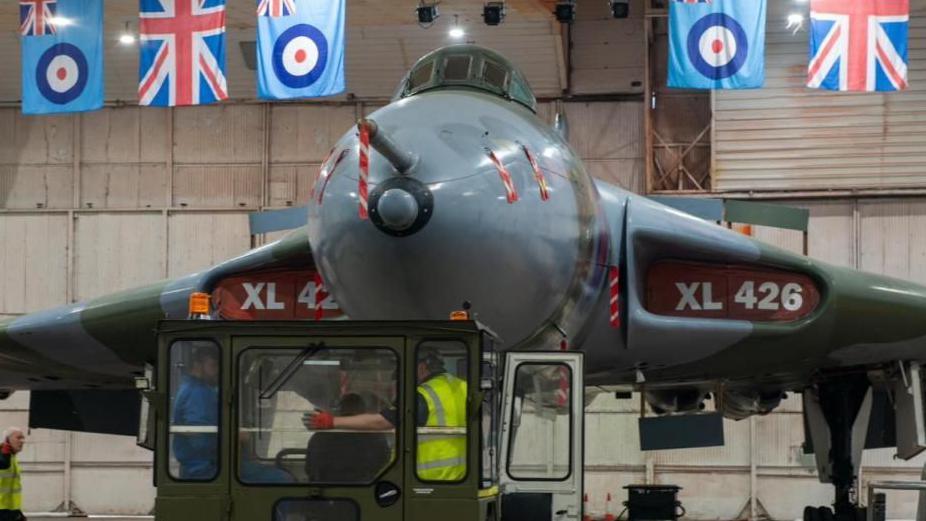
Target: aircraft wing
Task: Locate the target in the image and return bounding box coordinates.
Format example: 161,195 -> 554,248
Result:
0,227 -> 316,391
585,178 -> 926,409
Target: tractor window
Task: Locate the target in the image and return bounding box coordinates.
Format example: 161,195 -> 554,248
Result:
168,340 -> 221,482
506,363 -> 572,481
415,339 -> 469,483
237,346 -> 397,485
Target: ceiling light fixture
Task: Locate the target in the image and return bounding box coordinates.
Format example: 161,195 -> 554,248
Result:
483,2 -> 506,26
609,0 -> 630,19
48,16 -> 73,27
119,21 -> 136,45
449,14 -> 465,39
554,1 -> 576,24
417,1 -> 440,26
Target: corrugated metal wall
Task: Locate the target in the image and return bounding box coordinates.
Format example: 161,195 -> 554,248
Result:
571,0 -> 645,95
0,99 -> 641,515
713,0 -> 926,192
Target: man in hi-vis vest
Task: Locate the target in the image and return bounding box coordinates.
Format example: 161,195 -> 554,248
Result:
0,427 -> 25,521
305,347 -> 468,482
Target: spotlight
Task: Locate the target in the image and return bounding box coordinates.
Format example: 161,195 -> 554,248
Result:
449,15 -> 465,39
554,2 -> 575,23
47,16 -> 73,27
609,0 -> 629,19
118,21 -> 136,45
483,2 -> 506,26
416,3 -> 439,25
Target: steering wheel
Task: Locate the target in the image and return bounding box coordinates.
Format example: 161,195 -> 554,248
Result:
273,448 -> 307,481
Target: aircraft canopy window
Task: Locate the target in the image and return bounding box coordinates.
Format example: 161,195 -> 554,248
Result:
444,55 -> 472,81
408,60 -> 435,91
396,46 -> 537,112
483,60 -> 508,90
168,340 -> 221,482
237,346 -> 397,485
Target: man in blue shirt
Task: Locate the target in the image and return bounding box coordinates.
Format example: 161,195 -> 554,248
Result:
172,345 -> 219,480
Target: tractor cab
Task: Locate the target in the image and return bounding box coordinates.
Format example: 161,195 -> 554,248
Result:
140,320 -> 584,521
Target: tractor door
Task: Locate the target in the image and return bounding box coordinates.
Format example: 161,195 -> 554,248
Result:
499,352 -> 584,521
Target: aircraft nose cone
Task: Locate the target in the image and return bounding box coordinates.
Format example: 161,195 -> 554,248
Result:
368,177 -> 434,237
377,188 -> 419,231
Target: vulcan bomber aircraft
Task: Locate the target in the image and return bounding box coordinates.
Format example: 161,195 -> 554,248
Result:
1,45 -> 924,521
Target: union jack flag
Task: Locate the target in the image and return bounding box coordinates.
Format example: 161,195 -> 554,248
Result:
139,0 -> 229,106
808,0 -> 909,91
20,0 -> 57,36
257,0 -> 297,17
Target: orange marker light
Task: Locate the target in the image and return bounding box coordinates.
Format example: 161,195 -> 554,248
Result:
189,292 -> 211,316
449,310 -> 470,321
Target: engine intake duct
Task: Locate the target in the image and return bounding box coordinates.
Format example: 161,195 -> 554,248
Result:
720,389 -> 784,420
645,389 -> 709,414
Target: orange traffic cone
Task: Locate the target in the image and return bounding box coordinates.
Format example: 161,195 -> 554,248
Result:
604,493 -> 616,521
583,493 -> 593,521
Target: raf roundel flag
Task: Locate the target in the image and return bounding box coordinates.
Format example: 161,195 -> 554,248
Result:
668,0 -> 766,89
21,0 -> 104,115
257,0 -> 346,100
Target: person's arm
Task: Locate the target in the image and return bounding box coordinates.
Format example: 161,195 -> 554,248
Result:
333,413 -> 394,431
0,442 -> 11,470
305,409 -> 395,431
416,393 -> 429,427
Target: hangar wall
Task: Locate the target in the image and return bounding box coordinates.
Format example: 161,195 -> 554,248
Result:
713,0 -> 926,192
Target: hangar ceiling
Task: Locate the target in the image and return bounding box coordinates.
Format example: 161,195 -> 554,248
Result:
0,0 -> 581,103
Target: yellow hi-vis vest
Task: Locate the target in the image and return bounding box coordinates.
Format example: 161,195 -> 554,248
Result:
416,373 -> 467,481
0,455 -> 22,511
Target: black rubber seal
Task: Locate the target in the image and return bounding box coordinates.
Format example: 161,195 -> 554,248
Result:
367,176 -> 434,237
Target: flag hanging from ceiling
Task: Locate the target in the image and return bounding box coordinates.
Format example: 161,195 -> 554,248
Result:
21,0 -> 103,115
667,0 -> 766,89
20,0 -> 57,36
139,0 -> 229,107
256,0 -> 346,100
808,0 -> 909,92
258,0 -> 297,17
